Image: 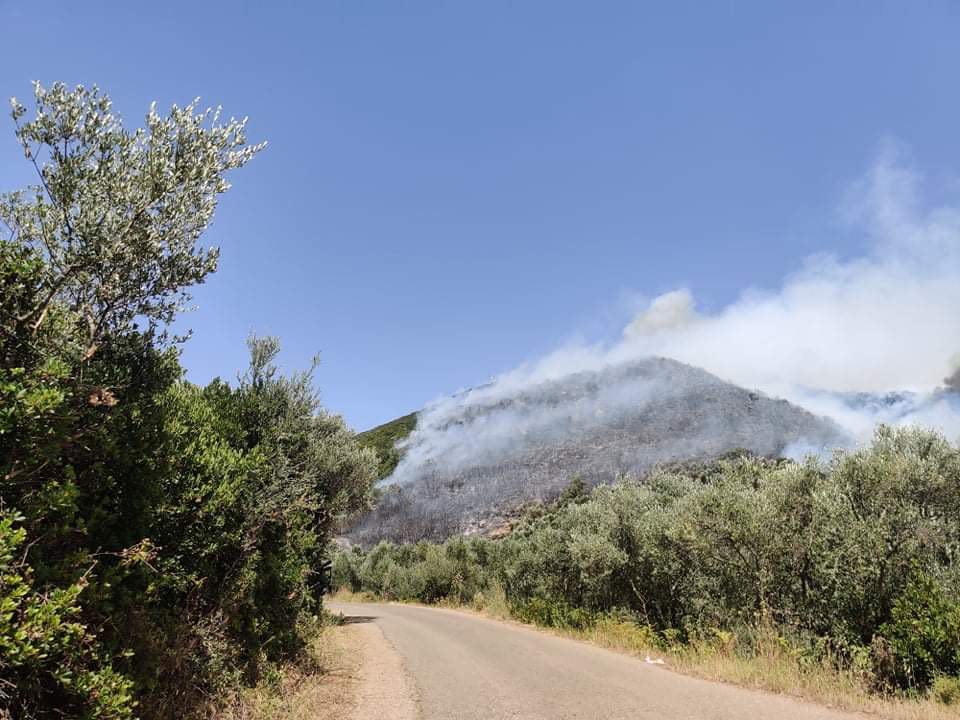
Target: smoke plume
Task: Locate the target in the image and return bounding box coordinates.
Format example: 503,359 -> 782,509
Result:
947,359 -> 960,393
388,148 -> 960,487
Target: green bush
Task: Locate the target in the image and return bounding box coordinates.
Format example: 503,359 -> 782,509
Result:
0,83 -> 378,718
334,425 -> 960,695
932,676 -> 960,705
0,513 -> 135,719
332,549 -> 364,593
511,597 -> 595,630
880,572 -> 960,689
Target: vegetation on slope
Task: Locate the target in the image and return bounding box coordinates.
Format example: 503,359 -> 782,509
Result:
347,359 -> 846,545
0,83 -> 377,719
356,412 -> 417,479
333,426 -> 960,707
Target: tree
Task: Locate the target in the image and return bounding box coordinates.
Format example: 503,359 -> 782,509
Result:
0,82 -> 266,719
1,80 -> 265,508
0,81 -> 265,360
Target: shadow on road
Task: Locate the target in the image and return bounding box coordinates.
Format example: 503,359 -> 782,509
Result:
338,615 -> 377,625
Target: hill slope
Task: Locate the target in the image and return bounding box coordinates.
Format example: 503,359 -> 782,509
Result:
348,358 -> 846,544
357,412 -> 417,479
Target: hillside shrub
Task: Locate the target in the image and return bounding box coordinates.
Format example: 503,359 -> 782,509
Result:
511,597 -> 595,630
879,572 -> 960,689
932,676 -> 960,705
334,425 -> 960,694
331,549 -> 363,593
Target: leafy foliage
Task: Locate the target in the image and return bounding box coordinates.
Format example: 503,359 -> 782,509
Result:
0,83 -> 376,719
932,675 -> 960,706
881,572 -> 960,689
336,427 -> 960,694
0,512 -> 135,719
2,82 -> 265,357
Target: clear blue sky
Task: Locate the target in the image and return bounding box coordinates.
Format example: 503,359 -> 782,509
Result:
2,1 -> 959,429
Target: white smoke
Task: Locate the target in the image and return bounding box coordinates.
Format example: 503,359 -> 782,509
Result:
624,289 -> 700,337
610,147 -> 960,439
388,148 -> 960,485
946,355 -> 960,392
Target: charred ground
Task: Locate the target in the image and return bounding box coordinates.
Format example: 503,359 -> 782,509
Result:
347,358 -> 845,545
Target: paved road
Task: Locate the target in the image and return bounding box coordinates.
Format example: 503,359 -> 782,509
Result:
328,601 -> 864,720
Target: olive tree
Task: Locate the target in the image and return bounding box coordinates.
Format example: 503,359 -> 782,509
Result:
0,81 -> 265,359
0,83 -> 265,718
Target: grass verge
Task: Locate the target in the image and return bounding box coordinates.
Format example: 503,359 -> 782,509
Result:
212,616 -> 358,720
567,619 -> 957,720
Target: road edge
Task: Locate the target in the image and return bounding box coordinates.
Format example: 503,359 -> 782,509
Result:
336,610 -> 421,720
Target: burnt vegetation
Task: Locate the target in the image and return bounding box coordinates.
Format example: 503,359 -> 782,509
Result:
346,358 -> 845,545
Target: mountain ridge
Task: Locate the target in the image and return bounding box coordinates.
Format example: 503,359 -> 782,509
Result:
348,357 -> 847,545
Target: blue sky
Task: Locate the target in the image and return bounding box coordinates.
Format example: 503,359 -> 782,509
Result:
2,1 -> 960,430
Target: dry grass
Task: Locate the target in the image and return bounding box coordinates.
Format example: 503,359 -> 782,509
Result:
212,622 -> 358,720
468,580 -> 513,620
327,587 -> 378,603
326,588 -> 960,719
547,619 -> 959,720
450,593 -> 959,720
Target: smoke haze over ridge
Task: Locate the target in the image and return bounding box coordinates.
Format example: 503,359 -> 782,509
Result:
388,148 -> 960,487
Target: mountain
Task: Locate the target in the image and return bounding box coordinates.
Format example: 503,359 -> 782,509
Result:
348,357 -> 847,545
806,386 -> 960,424
357,412 -> 418,479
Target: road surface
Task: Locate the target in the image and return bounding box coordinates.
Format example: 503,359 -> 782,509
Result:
328,601 -> 865,720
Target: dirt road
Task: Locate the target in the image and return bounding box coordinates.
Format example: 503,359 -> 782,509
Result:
328,601 -> 865,720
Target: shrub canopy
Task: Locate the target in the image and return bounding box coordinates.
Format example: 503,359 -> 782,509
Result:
0,83 -> 376,719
